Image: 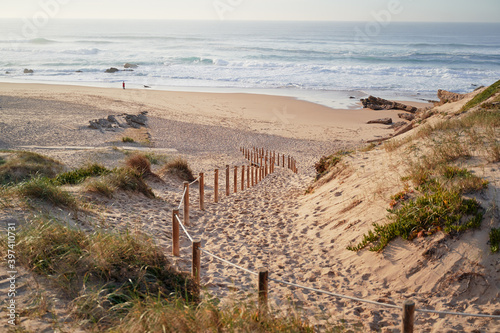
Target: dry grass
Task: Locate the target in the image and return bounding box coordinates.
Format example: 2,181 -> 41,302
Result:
0,151 -> 63,185
160,157 -> 195,182
125,153 -> 152,176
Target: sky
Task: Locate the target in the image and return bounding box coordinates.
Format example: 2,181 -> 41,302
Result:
1,0 -> 500,22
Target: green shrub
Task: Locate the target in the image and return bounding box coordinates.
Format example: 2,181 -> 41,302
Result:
122,137 -> 135,143
53,164 -> 110,185
490,228 -> 500,253
460,79 -> 500,112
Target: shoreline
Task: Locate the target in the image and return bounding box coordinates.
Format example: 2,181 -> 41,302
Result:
0,82 -> 431,145
0,78 -> 435,110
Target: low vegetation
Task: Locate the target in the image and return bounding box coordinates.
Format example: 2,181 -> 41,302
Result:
314,151 -> 350,180
0,151 -> 63,185
125,153 -> 152,176
160,157 -> 195,182
121,136 -> 134,143
490,228 -> 500,253
460,79 -> 500,112
53,163 -> 110,185
15,217 -> 332,332
16,176 -> 77,208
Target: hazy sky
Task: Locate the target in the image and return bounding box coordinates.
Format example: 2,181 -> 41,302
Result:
2,0 -> 500,22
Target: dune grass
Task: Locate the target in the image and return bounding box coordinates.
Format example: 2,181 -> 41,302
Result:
0,151 -> 63,185
160,157 -> 195,182
125,153 -> 151,176
16,176 -> 77,208
490,228 -> 500,253
53,163 -> 110,185
460,79 -> 500,112
15,217 -> 337,332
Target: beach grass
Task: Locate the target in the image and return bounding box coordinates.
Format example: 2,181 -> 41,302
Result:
53,163 -> 110,185
0,151 -> 63,185
160,157 -> 195,182
14,217 -> 343,332
16,176 -> 78,209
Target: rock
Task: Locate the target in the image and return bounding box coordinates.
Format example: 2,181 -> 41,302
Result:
23,68 -> 34,74
124,63 -> 138,69
367,118 -> 392,125
105,67 -> 119,73
437,89 -> 466,104
389,121 -> 407,130
5,71 -> 11,74
126,114 -> 147,126
361,96 -> 418,113
122,69 -> 134,72
75,70 -> 83,73
398,113 -> 415,121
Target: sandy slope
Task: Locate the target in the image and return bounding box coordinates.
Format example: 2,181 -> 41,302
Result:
1,83 -> 498,332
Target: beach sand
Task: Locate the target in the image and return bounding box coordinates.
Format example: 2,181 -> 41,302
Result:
1,83 -> 498,332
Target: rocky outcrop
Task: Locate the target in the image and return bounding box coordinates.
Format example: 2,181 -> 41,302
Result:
89,112 -> 148,131
124,63 -> 138,69
437,90 -> 466,104
367,118 -> 392,125
398,113 -> 415,121
105,67 -> 120,73
23,69 -> 34,74
361,96 -> 418,113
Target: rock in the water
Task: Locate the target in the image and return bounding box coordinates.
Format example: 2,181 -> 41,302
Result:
23,68 -> 34,74
367,118 -> 392,125
105,67 -> 119,73
124,63 -> 138,69
398,113 -> 415,121
361,96 -> 418,113
437,90 -> 466,104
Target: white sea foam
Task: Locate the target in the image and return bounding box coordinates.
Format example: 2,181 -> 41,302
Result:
0,19 -> 499,104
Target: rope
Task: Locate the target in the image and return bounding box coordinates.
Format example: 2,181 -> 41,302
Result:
415,308 -> 500,319
177,187 -> 188,210
175,214 -> 193,242
201,249 -> 258,276
189,175 -> 201,186
267,277 -> 402,310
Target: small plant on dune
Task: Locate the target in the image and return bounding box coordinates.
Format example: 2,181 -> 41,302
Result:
53,163 -> 110,185
0,151 -> 63,185
121,136 -> 135,143
84,178 -> 116,198
16,176 -> 77,208
489,228 -> 500,253
108,167 -> 155,198
125,153 -> 152,176
161,157 -> 195,182
460,79 -> 500,112
314,150 -> 350,180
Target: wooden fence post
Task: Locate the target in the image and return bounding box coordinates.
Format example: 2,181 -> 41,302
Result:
192,239 -> 201,284
214,169 -> 219,203
225,165 -> 230,197
264,157 -> 268,177
172,209 -> 180,257
183,181 -> 190,226
241,165 -> 245,191
282,154 -> 285,167
247,165 -> 250,188
258,268 -> 269,312
199,172 -> 204,210
234,166 -> 238,193
402,300 -> 415,333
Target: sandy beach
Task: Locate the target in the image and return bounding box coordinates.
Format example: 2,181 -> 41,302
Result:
1,82 -> 499,332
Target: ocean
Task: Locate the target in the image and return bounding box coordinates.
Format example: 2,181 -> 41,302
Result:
1,19 -> 499,108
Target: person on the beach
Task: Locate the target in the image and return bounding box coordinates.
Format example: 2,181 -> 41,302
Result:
122,81 -> 125,89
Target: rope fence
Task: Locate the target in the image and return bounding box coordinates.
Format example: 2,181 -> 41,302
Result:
166,147 -> 499,333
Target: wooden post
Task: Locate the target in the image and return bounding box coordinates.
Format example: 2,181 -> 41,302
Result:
264,157 -> 268,177
282,154 -> 285,167
183,181 -> 190,227
199,172 -> 204,210
214,169 -> 219,203
234,166 -> 238,193
277,153 -> 280,166
192,239 -> 201,284
247,165 -> 250,188
241,165 -> 245,191
402,300 -> 415,333
225,165 -> 230,197
172,209 -> 180,257
258,268 -> 269,312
